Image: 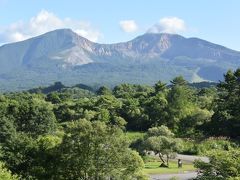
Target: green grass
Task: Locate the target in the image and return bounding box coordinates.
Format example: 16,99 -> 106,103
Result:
125,131 -> 146,142
144,160 -> 195,174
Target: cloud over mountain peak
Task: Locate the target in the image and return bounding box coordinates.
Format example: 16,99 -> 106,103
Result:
0,10 -> 102,44
148,17 -> 187,34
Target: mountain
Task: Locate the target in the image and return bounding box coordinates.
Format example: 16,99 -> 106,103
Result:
0,28 -> 240,91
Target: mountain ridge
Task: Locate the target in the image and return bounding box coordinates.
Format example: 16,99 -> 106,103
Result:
0,28 -> 239,92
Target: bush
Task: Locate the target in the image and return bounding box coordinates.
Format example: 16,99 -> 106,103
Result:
179,139 -> 200,155
179,137 -> 238,155
194,149 -> 240,179
198,137 -> 237,155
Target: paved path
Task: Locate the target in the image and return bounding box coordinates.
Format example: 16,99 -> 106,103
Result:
176,154 -> 209,163
148,152 -> 209,163
150,171 -> 197,180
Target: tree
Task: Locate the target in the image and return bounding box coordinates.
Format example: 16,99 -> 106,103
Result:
1,133 -> 38,179
1,132 -> 62,179
208,69 -> 240,137
0,116 -> 16,144
113,84 -> 153,99
120,98 -> 147,131
154,81 -> 167,94
0,93 -> 59,179
96,86 -> 112,95
197,87 -> 217,110
170,76 -> 188,86
194,149 -> 240,179
147,126 -> 174,137
56,119 -> 146,179
178,109 -> 212,138
0,162 -> 18,180
3,93 -> 57,137
46,92 -> 62,104
143,93 -> 168,128
144,126 -> 182,167
93,95 -> 125,126
167,77 -> 197,132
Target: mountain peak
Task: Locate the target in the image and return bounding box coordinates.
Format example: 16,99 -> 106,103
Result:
137,32 -> 185,40
123,33 -> 185,56
39,28 -> 89,44
44,28 -> 76,35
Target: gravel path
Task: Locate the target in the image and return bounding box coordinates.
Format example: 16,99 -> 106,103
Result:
150,171 -> 197,180
176,154 -> 209,163
148,152 -> 209,163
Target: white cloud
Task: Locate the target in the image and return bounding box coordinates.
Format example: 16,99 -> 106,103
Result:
0,10 -> 102,44
148,17 -> 186,34
119,20 -> 138,33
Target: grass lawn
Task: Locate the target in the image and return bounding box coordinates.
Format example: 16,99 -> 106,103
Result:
144,160 -> 196,174
125,131 -> 145,142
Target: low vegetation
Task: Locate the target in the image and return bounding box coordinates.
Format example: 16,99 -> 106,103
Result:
195,149 -> 240,179
144,160 -> 195,174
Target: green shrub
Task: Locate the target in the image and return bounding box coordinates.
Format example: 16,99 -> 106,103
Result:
179,139 -> 200,155
179,137 -> 238,155
198,137 -> 237,155
126,131 -> 146,143
194,149 -> 240,179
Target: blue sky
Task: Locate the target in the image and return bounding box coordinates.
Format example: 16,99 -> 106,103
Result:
0,0 -> 239,50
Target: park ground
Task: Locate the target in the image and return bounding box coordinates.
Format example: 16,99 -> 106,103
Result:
144,159 -> 195,174
144,154 -> 209,179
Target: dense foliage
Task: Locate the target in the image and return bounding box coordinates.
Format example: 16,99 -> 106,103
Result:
0,68 -> 239,179
195,149 -> 240,180
205,69 -> 240,138
0,162 -> 18,180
